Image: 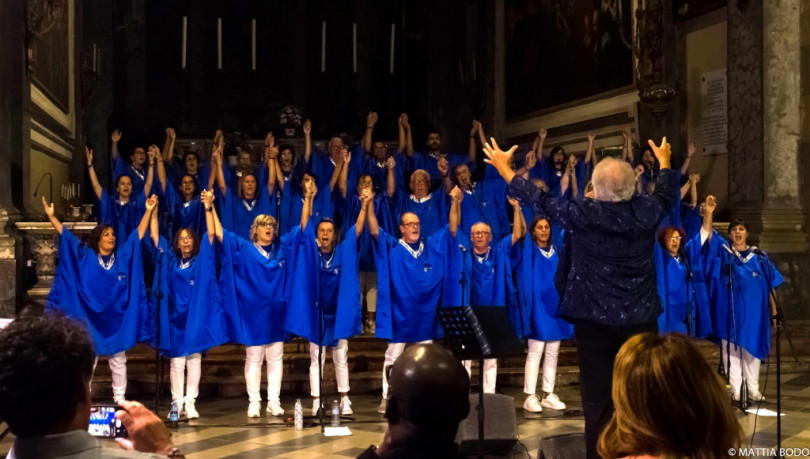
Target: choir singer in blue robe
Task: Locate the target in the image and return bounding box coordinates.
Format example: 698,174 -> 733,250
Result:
445,187 -> 525,395
369,194 -> 455,414
146,191 -> 228,419
706,218 -> 783,403
45,194 -> 157,404
514,216 -> 573,413
285,183 -> 366,417
206,188 -> 297,418
654,195 -> 718,338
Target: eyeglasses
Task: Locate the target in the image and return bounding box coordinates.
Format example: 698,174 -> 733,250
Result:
402,222 -> 420,229
472,231 -> 491,237
257,222 -> 274,228
669,236 -> 682,241
179,236 -> 193,242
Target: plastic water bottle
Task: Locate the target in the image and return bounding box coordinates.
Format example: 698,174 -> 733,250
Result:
169,402 -> 179,428
294,399 -> 303,430
331,400 -> 340,427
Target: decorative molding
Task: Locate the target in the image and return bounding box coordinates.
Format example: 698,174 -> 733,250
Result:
30,119 -> 74,161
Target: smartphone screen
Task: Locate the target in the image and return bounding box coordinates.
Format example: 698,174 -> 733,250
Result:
88,405 -> 128,438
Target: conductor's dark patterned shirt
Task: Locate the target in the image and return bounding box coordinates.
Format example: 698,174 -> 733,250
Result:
507,169 -> 677,326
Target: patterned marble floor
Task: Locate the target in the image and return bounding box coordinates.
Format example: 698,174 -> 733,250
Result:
1,369 -> 809,458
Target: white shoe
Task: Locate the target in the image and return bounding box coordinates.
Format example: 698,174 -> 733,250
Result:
266,401 -> 284,416
247,402 -> 261,418
748,391 -> 765,402
523,394 -> 542,413
377,398 -> 387,414
340,396 -> 353,415
185,402 -> 199,419
540,393 -> 566,411
312,399 -> 321,417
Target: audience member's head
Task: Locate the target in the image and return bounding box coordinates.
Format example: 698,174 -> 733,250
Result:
591,157 -> 636,202
0,312 -> 95,437
597,333 -> 743,459
385,344 -> 469,435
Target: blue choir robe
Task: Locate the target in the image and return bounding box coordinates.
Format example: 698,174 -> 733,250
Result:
48,229 -> 147,356
339,191 -> 396,272
284,224 -> 361,346
374,227 -> 453,342
352,152 -> 410,198
681,204 -> 702,240
444,233 -> 522,336
513,228 -> 574,341
112,156 -> 147,196
530,157 -> 566,198
98,190 -> 146,248
220,188 -> 275,241
654,230 -> 713,338
458,182 -> 510,241
304,151 -> 336,222
168,161 -> 212,192
412,151 -> 472,191
218,229 -> 295,345
658,171 -> 682,229
706,238 -> 784,360
224,163 -> 267,194
146,236 -> 228,357
392,189 -> 447,238
162,185 -> 206,240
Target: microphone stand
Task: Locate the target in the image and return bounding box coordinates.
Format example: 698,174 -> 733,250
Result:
725,246 -> 748,412
680,249 -> 696,337
316,249 -> 326,433
276,188 -> 282,233
154,248 -> 165,416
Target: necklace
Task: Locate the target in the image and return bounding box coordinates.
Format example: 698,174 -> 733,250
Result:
319,250 -> 336,269
474,247 -> 491,264
97,253 -> 116,270
242,199 -> 257,212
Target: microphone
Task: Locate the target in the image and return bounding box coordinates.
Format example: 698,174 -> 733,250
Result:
751,247 -> 766,257
458,244 -> 467,253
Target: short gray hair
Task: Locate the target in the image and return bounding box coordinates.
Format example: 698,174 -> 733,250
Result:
592,157 -> 636,202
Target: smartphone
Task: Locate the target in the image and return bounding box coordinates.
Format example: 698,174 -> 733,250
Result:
88,404 -> 128,438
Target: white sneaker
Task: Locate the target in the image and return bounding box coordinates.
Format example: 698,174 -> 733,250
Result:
340,396 -> 353,415
377,398 -> 387,414
540,393 -> 567,411
312,398 -> 321,417
748,391 -> 765,402
266,401 -> 284,416
185,402 -> 199,419
247,402 -> 261,418
523,394 -> 542,413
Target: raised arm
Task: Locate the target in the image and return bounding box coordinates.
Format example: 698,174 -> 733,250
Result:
701,195 -> 716,244
567,156 -> 579,200
143,145 -> 159,196
482,138 -> 518,184
162,128 -> 176,163
468,120 -> 481,164
584,131 -> 596,166
202,190 -> 221,243
532,128 -> 547,159
508,196 -> 525,245
438,158 -> 454,193
302,119 -> 312,164
149,196 -> 159,248
366,191 -> 379,238
337,149 -> 350,198
448,186 -> 462,237
400,114 -> 414,158
363,112 -> 377,153
212,146 -> 227,195
680,141 -> 696,176
110,129 -> 122,161
634,164 -> 644,196
86,147 -> 104,200
621,127 -> 633,164
138,195 -> 158,241
301,181 -> 317,230
356,190 -> 371,237
516,151 -> 536,179
386,157 -> 396,197
42,196 -> 63,235
265,144 -> 279,196
688,173 -> 700,207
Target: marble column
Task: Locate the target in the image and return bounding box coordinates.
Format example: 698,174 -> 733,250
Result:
760,0 -> 808,252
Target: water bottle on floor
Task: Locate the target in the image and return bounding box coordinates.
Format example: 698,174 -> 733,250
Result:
294,399 -> 303,430
331,400 -> 340,427
169,402 -> 179,428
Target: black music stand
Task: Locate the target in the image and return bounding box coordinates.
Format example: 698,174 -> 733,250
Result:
437,305 -> 523,458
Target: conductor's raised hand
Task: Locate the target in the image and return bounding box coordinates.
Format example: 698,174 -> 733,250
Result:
483,137 -> 518,183
647,137 -> 671,169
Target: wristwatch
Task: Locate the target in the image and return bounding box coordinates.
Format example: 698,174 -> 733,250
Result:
167,447 -> 186,458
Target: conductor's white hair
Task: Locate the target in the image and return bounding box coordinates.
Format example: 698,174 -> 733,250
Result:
592,157 -> 636,202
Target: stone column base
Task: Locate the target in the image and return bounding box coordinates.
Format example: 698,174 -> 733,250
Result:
731,204 -> 809,253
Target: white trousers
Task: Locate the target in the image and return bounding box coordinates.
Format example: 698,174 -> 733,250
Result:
463,359 -> 498,394
309,340 -> 349,397
721,339 -> 761,397
170,353 -> 202,408
524,339 -> 561,395
359,271 -> 377,314
245,343 -> 284,404
109,352 -> 127,403
381,340 -> 432,399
